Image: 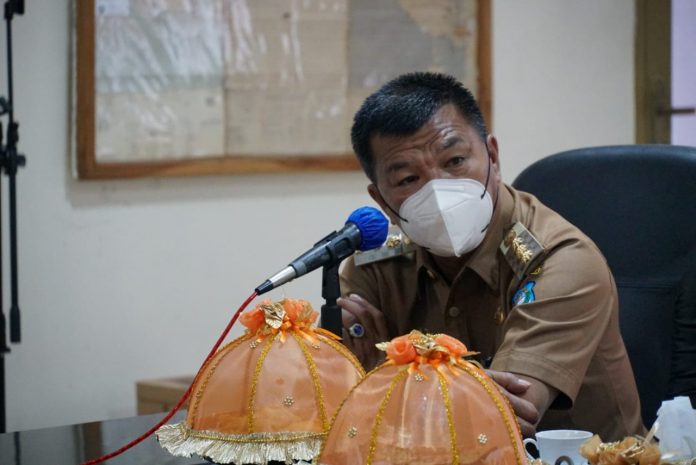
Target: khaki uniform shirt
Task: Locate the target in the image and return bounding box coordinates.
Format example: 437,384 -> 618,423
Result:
341,184 -> 645,440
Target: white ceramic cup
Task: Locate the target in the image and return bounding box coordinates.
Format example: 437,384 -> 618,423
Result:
523,429 -> 593,465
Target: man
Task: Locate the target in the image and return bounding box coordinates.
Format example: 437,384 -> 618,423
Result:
338,72 -> 645,440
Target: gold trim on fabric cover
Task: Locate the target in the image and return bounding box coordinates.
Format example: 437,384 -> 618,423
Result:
247,335 -> 276,432
366,369 -> 408,465
157,421 -> 325,464
462,363 -> 526,465
189,333 -> 253,426
436,369 -> 460,465
293,331 -> 330,431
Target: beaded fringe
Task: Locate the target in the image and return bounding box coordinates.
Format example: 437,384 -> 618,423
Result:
156,422 -> 324,465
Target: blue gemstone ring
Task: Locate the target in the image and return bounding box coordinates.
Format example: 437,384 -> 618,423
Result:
348,323 -> 365,338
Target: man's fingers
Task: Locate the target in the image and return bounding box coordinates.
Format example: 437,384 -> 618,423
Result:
346,294 -> 390,341
486,369 -> 532,396
498,385 -> 539,435
486,369 -> 540,434
516,416 -> 537,438
339,296 -> 379,338
341,327 -> 356,350
339,294 -> 390,342
504,391 -> 540,426
339,294 -> 390,370
341,307 -> 357,328
342,327 -> 366,364
363,345 -> 385,371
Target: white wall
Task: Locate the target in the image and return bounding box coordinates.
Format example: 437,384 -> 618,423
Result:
2,0 -> 634,432
672,0 -> 696,146
493,0 -> 635,178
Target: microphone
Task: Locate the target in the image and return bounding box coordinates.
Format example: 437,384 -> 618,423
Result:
255,207 -> 388,295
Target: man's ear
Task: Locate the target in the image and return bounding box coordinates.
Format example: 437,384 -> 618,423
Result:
486,134 -> 502,183
368,183 -> 399,225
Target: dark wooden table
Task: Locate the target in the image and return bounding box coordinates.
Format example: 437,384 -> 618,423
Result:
0,412 -> 206,465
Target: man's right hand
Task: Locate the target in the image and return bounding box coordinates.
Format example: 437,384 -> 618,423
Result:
486,370 -> 543,437
337,293 -> 390,370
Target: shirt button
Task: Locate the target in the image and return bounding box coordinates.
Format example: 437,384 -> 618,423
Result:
448,306 -> 461,317
494,306 -> 505,325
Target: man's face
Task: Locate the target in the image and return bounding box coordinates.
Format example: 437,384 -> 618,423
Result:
367,104 -> 501,225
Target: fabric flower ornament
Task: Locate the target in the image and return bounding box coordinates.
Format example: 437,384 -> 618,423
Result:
240,298 -> 337,344
239,307 -> 265,333
434,333 -> 468,357
282,298 -> 304,321
376,330 -> 478,380
384,334 -> 417,365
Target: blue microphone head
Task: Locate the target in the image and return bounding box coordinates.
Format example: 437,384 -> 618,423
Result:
346,206 -> 389,251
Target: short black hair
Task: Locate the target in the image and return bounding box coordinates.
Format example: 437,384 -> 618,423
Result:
351,72 -> 488,182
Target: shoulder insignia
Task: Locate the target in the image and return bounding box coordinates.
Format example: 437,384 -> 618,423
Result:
499,222 -> 546,280
354,232 -> 417,266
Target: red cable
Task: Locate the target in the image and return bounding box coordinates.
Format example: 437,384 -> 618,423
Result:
82,291 -> 258,465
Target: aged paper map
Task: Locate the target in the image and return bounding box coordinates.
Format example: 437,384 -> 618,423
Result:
94,0 -> 478,163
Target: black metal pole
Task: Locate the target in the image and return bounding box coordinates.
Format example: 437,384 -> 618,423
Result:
0,0 -> 26,434
8,168 -> 19,343
0,111 -> 7,438
320,263 -> 342,337
0,304 -> 6,435
0,5 -> 8,438
4,0 -> 22,344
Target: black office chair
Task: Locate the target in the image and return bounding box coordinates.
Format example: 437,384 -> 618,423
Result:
512,144 -> 696,427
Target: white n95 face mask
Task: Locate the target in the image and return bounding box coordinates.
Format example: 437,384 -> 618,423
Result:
398,178 -> 494,257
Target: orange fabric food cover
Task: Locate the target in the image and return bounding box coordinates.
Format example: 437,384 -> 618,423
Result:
156,298 -> 364,464
318,330 -> 526,465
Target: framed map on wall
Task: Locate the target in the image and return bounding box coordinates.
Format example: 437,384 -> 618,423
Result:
75,0 -> 491,179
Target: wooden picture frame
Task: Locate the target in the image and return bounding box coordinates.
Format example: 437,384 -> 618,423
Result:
75,0 -> 491,180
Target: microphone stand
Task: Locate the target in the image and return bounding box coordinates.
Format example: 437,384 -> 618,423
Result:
0,0 -> 26,434
320,264 -> 342,337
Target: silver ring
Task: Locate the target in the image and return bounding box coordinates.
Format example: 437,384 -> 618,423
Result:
348,323 -> 365,338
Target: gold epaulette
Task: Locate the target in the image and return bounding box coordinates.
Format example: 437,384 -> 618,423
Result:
354,232 -> 418,266
499,222 -> 546,280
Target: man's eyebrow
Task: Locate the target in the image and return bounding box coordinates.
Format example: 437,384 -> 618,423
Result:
386,160 -> 410,173
440,136 -> 466,150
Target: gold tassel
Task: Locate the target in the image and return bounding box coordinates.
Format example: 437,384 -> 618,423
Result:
156,422 -> 325,465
